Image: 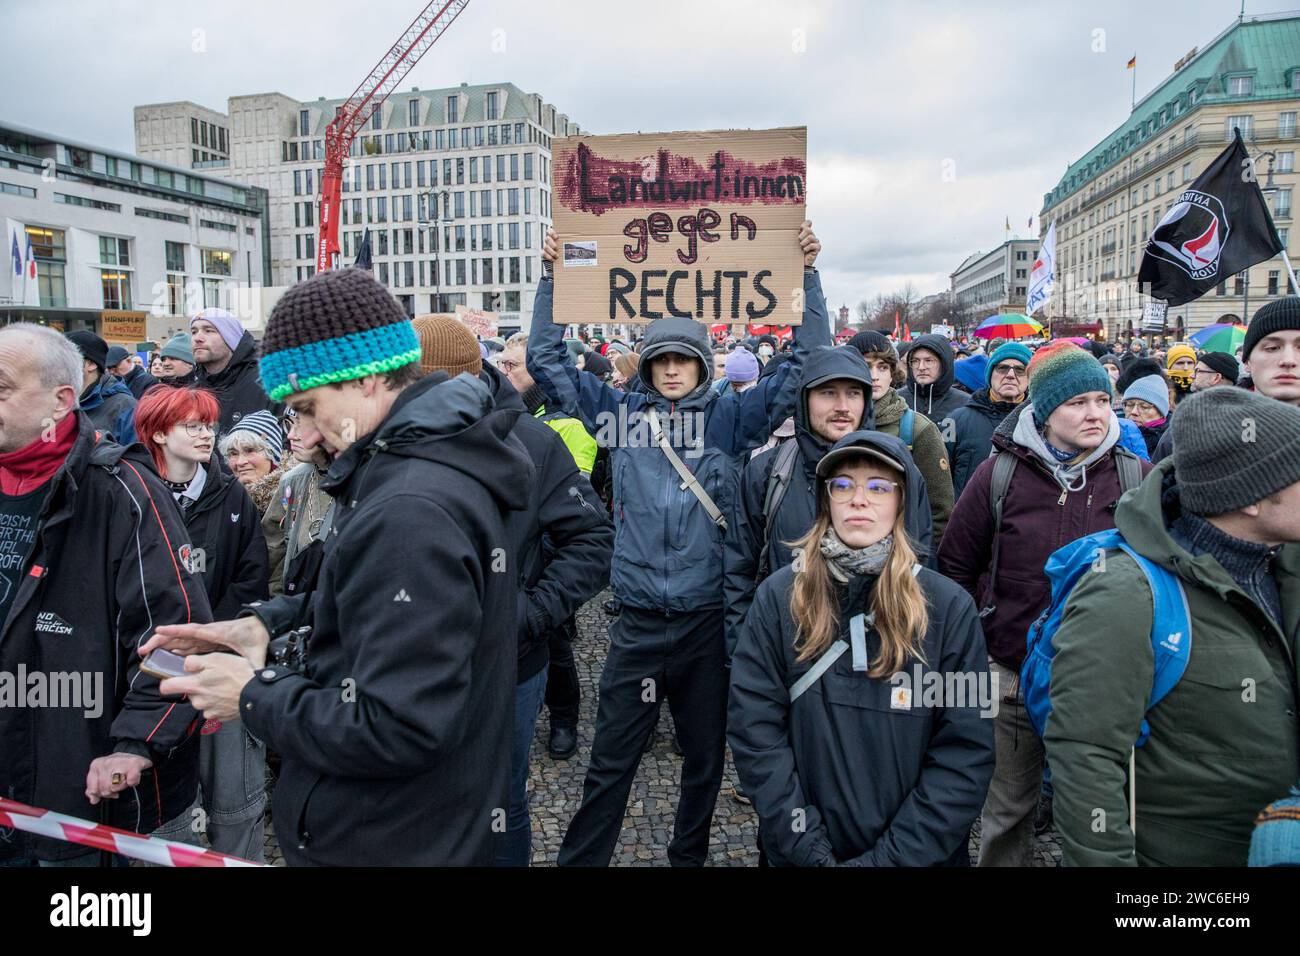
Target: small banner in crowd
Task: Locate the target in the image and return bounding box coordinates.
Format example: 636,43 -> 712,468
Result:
455,304 -> 498,338
551,127 -> 807,324
1137,129 -> 1283,307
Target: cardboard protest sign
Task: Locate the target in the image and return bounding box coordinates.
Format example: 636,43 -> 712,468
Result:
551,127 -> 807,325
455,305 -> 499,338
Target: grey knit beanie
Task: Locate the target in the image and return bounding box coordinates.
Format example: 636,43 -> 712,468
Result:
1172,388 -> 1300,516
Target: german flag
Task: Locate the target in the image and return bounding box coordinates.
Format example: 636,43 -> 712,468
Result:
1127,55 -> 1136,69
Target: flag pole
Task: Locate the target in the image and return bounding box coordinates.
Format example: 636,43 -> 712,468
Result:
1131,59 -> 1136,111
1282,249 -> 1299,295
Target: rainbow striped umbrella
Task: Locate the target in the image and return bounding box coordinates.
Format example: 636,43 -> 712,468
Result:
974,313 -> 1044,339
1187,323 -> 1246,354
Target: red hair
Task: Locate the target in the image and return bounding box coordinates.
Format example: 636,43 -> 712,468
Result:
134,386 -> 220,477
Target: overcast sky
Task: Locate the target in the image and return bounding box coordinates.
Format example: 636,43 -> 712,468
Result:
3,0 -> 1292,313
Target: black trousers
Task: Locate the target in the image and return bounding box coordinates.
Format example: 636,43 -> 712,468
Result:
558,606 -> 727,867
544,616 -> 581,729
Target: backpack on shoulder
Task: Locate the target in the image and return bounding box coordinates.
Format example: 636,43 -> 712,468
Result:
1019,527 -> 1192,832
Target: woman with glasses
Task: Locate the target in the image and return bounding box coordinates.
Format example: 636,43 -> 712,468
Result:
134,386 -> 270,862
728,431 -> 994,866
261,406 -> 335,597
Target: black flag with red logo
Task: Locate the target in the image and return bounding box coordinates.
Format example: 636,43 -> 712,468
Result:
1137,129 -> 1282,307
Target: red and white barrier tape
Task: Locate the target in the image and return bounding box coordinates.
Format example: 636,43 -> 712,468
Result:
0,798 -> 265,867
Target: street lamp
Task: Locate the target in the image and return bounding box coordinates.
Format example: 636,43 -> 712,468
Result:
419,189 -> 441,312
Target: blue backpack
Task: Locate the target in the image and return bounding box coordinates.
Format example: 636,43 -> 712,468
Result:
1020,528 -> 1192,748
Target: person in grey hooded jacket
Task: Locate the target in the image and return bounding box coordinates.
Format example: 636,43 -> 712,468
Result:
729,431 -> 993,866
529,224 -> 830,866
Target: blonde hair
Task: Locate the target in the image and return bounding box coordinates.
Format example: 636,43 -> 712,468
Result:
788,466 -> 928,677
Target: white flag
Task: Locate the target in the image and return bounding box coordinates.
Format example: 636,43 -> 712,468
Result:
1026,220 -> 1056,316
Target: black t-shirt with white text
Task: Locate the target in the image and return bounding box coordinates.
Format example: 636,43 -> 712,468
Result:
0,484 -> 49,630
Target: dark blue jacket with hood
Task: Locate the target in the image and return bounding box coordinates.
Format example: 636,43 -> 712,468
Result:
526,269 -> 832,612
722,348 -> 938,656
728,431 -> 994,867
902,334 -> 968,426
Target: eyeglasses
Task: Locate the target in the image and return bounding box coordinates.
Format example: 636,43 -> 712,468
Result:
827,476 -> 899,503
181,421 -> 215,437
992,363 -> 1027,378
497,359 -> 522,373
908,355 -> 938,368
1193,367 -> 1217,376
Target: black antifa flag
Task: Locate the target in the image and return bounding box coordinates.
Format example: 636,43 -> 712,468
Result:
354,227 -> 373,271
1137,129 -> 1282,307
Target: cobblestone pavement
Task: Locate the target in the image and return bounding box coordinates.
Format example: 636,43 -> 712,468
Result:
262,590 -> 1062,867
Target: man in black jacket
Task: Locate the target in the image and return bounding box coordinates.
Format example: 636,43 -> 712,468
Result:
108,346 -> 158,400
190,308 -> 276,434
147,268 -> 533,866
413,316 -> 613,866
0,323 -> 210,865
945,342 -> 1030,498
902,333 -> 968,429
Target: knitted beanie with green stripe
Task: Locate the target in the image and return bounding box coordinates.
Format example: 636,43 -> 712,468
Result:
259,267 -> 422,402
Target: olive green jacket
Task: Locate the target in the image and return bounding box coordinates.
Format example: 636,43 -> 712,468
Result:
873,388 -> 954,541
1045,458 -> 1300,866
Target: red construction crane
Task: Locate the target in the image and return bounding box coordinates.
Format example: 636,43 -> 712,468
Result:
317,0 -> 471,273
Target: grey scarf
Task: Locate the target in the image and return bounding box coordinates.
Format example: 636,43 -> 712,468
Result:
820,528 -> 893,583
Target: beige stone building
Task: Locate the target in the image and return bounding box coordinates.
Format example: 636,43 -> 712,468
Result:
1038,12 -> 1300,343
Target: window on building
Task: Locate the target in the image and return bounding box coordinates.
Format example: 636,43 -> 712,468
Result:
418,161 -> 427,188
1269,270 -> 1280,296
447,96 -> 459,124
515,123 -> 524,143
1279,151 -> 1295,173
409,99 -> 420,127
508,222 -> 519,249
454,192 -> 465,218
1277,188 -> 1293,218
487,92 -> 498,120
481,191 -> 492,217
502,124 -> 512,145
474,126 -> 483,147
524,153 -> 533,181
101,266 -> 131,310
510,154 -> 519,181
202,248 -> 232,277
470,157 -> 478,183
1281,112 -> 1297,138
1227,75 -> 1254,96
1234,271 -> 1247,296
508,188 -> 519,215
487,125 -> 498,146
1226,114 -> 1254,140
524,188 -> 531,214
496,154 -> 506,181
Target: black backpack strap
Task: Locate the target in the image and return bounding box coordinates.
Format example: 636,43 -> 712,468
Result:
980,451 -> 1018,618
756,439 -> 801,580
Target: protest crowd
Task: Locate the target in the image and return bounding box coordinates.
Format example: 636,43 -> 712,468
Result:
4,209 -> 1300,871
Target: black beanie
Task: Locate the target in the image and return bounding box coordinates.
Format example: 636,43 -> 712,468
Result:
583,350 -> 612,379
1116,356 -> 1164,395
848,330 -> 894,358
1199,350 -> 1240,383
1243,296 -> 1300,360
66,330 -> 108,372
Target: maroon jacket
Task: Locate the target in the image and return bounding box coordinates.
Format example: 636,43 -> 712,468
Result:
938,406 -> 1153,671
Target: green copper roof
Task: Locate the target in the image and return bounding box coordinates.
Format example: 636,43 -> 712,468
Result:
1043,14 -> 1300,210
